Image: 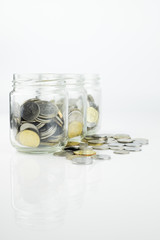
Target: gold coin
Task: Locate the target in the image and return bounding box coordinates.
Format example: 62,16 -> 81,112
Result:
68,121 -> 83,138
88,143 -> 103,146
67,141 -> 80,146
73,149 -> 96,156
18,130 -> 40,147
87,107 -> 99,123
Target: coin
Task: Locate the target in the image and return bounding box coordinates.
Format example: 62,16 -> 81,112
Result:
72,157 -> 93,165
133,138 -> 149,145
125,143 -> 142,147
108,143 -> 124,147
68,121 -> 83,138
109,146 -> 124,150
20,123 -> 39,133
124,146 -> 142,152
68,110 -> 83,123
92,154 -> 111,160
18,130 -> 40,147
113,134 -> 131,139
88,140 -> 105,144
37,101 -> 59,118
92,144 -> 110,150
67,141 -> 80,146
87,107 -> 99,123
20,100 -> 40,121
113,150 -> 130,154
74,149 -> 96,156
117,138 -> 134,143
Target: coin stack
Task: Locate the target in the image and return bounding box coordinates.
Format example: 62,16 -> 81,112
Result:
87,94 -> 99,132
53,133 -> 149,165
11,98 -> 65,148
68,99 -> 83,139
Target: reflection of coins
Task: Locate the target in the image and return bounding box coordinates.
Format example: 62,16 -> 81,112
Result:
74,149 -> 96,156
87,107 -> 99,123
18,130 -> 40,147
21,100 -> 40,121
92,154 -> 111,160
68,121 -> 83,138
72,157 -> 93,165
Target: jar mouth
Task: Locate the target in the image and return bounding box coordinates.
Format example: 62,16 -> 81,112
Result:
62,74 -> 84,85
13,73 -> 65,88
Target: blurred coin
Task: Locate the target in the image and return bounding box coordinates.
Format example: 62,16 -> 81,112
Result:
68,121 -> 83,138
114,150 -> 130,154
89,134 -> 108,141
133,138 -> 149,145
107,138 -> 117,144
108,143 -> 124,147
17,130 -> 40,147
92,154 -> 111,160
88,139 -> 105,144
67,141 -> 80,146
74,149 -> 96,156
20,100 -> 40,121
87,107 -> 99,123
109,146 -> 124,150
20,123 -> 39,133
72,157 -> 93,165
114,134 -> 131,139
79,142 -> 88,149
124,146 -> 142,152
117,138 -> 134,143
92,144 -> 110,150
125,143 -> 142,147
68,110 -> 83,123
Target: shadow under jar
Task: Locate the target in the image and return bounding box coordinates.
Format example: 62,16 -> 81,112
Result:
63,74 -> 87,141
83,74 -> 101,135
9,74 -> 68,153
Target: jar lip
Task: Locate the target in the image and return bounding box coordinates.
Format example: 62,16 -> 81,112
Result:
13,73 -> 61,81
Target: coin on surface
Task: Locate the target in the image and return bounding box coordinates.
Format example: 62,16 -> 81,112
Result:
20,100 -> 40,121
108,143 -> 124,147
18,130 -> 40,147
113,134 -> 131,139
92,154 -> 111,160
113,150 -> 130,154
124,146 -> 142,152
87,107 -> 99,123
109,146 -> 124,151
73,149 -> 96,156
68,121 -> 83,138
20,123 -> 39,133
92,144 -> 110,150
72,157 -> 93,165
125,143 -> 142,147
133,138 -> 149,145
117,138 -> 134,143
88,139 -> 105,144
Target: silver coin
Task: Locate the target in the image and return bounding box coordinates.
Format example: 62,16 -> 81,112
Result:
72,157 -> 93,165
114,134 -> 131,139
90,134 -> 108,140
117,138 -> 134,143
88,139 -> 105,144
35,122 -> 45,129
20,123 -> 39,133
108,143 -> 124,147
133,138 -> 149,145
109,146 -> 124,150
125,143 -> 142,147
37,101 -> 59,118
20,100 -> 40,121
68,110 -> 83,123
92,154 -> 111,160
35,117 -> 52,124
92,144 -> 110,150
107,138 -> 117,144
114,150 -> 130,154
124,146 -> 142,152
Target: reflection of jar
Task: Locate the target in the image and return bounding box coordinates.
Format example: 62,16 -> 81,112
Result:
9,74 -> 68,153
83,74 -> 101,134
63,74 -> 87,141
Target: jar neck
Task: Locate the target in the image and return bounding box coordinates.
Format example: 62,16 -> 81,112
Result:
83,74 -> 100,85
13,73 -> 65,90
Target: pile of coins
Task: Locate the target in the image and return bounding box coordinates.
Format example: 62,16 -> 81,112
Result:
68,99 -> 83,139
87,94 -> 99,132
53,133 -> 149,165
11,98 -> 65,148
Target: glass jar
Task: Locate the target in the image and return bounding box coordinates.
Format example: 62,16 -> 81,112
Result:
83,74 -> 101,135
63,74 -> 87,141
9,73 -> 68,153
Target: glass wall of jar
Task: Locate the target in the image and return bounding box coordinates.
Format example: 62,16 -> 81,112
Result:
83,74 -> 101,135
9,73 -> 68,153
63,74 -> 87,141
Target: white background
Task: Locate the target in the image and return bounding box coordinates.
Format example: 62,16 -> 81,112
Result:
0,0 -> 160,239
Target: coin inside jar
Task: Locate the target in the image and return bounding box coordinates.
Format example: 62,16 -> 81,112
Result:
87,107 -> 99,124
68,121 -> 83,138
20,100 -> 40,121
17,130 -> 40,147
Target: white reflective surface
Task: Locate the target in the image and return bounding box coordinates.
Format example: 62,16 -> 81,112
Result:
0,113 -> 160,240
